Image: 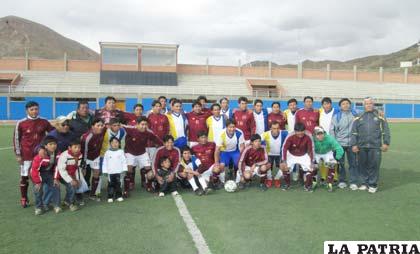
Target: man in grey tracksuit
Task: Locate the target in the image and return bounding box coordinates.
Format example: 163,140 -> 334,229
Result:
350,97 -> 390,193
330,98 -> 358,190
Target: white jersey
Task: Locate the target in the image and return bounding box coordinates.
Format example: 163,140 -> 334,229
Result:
253,111 -> 266,135
319,108 -> 335,134
103,149 -> 128,174
284,109 -> 297,132
216,129 -> 245,152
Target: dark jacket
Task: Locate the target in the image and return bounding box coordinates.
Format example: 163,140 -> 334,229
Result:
350,111 -> 390,149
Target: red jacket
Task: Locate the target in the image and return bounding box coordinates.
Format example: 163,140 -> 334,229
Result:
233,109 -> 256,141
30,152 -> 59,184
14,117 -> 54,161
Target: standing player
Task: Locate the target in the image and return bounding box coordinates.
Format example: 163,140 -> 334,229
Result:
261,121 -> 288,188
268,102 -> 286,130
253,99 -> 269,135
123,103 -> 144,126
186,101 -> 210,147
147,100 -> 170,162
295,96 -> 319,134
197,95 -> 211,114
280,123 -> 315,191
220,97 -> 233,120
237,134 -> 270,191
233,96 -> 256,143
284,98 -> 298,132
206,103 -> 226,143
14,101 -> 54,208
94,96 -> 122,125
319,97 -> 336,134
158,96 -> 169,114
166,99 -> 188,149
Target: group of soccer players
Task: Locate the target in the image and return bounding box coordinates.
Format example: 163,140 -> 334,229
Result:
13,94 -> 390,215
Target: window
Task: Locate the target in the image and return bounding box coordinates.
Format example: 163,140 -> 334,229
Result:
102,47 -> 138,65
141,48 -> 176,66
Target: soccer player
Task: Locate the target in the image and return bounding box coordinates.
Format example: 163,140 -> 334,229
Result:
166,99 -> 188,148
350,97 -> 390,193
178,146 -> 210,196
206,103 -> 226,143
103,137 -> 128,202
192,131 -> 224,188
94,96 -> 122,125
124,116 -> 163,195
158,96 -> 169,114
147,100 -> 170,161
14,101 -> 54,208
268,102 -> 286,130
152,135 -> 181,186
237,134 -> 270,191
233,96 -> 256,143
284,98 -> 298,132
253,99 -> 269,135
319,97 -> 336,134
186,101 -> 210,147
295,96 -> 319,134
80,118 -> 106,201
313,126 -> 344,192
280,123 -> 315,191
215,119 -> 246,180
197,95 -> 211,114
123,103 -> 144,126
261,121 -> 288,188
30,136 -> 60,215
156,156 -> 178,197
220,97 -> 233,119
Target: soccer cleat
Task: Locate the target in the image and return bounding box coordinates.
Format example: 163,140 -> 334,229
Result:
304,186 -> 313,193
89,195 -> 101,202
203,188 -> 212,195
20,198 -> 29,208
107,198 -> 114,203
259,183 -> 268,192
63,201 -> 71,207
159,192 -> 165,197
349,184 -> 358,191
274,179 -> 281,188
281,184 -> 290,191
54,207 -> 62,214
117,197 -> 124,202
327,183 -> 333,192
368,187 -> 377,193
69,204 -> 79,211
358,185 -> 368,191
34,208 -> 43,216
265,179 -> 273,188
195,189 -> 204,196
122,191 -> 129,198
171,191 -> 179,196
338,182 -> 347,189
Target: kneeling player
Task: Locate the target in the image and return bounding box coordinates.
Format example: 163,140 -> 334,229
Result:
280,123 -> 316,192
313,126 -> 344,192
178,147 -> 210,196
237,134 -> 270,191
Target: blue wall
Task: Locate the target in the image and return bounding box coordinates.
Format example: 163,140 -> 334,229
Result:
414,105 -> 420,118
385,104 -> 412,118
0,97 -> 7,120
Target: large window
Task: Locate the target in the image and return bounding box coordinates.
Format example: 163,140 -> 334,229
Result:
102,47 -> 138,65
141,48 -> 176,66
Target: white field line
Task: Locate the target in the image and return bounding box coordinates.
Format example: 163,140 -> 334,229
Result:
0,146 -> 13,151
173,194 -> 212,254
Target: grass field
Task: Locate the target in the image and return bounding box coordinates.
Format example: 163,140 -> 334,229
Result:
0,123 -> 419,254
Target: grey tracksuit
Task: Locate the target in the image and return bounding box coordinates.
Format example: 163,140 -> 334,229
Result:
350,111 -> 391,188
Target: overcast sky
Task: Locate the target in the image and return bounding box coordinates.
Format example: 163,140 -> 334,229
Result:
2,0 -> 420,65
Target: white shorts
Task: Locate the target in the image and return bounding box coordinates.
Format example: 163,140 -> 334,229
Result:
286,152 -> 312,172
20,161 -> 32,176
126,153 -> 151,168
86,157 -> 100,170
201,164 -> 215,181
240,165 -> 264,177
146,147 -> 157,161
315,151 -> 337,165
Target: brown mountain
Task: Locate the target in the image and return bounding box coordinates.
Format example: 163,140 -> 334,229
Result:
0,15 -> 98,60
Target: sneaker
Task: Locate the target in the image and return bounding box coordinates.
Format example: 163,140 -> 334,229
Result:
304,186 -> 313,193
327,183 -> 333,192
259,183 -> 268,192
359,185 -> 368,191
78,200 -> 85,206
63,201 -> 71,207
107,198 -> 114,203
281,184 -> 290,191
159,192 -> 165,197
54,207 -> 62,214
368,187 -> 377,193
122,191 -> 129,198
89,195 -> 101,202
194,189 -> 204,196
171,191 -> 179,196
274,179 -> 281,188
21,198 -> 29,208
349,184 -> 358,191
117,197 -> 124,202
203,188 -> 212,195
338,182 -> 347,189
34,208 -> 43,215
69,204 -> 79,211
265,179 -> 273,188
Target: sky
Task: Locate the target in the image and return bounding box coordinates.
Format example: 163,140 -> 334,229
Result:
2,0 -> 420,65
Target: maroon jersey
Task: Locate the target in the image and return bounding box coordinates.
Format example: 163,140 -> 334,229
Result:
186,112 -> 210,142
122,112 -> 138,126
295,108 -> 319,134
233,109 -> 256,141
238,146 -> 268,172
147,113 -> 170,140
94,108 -> 122,125
153,146 -> 181,174
81,129 -> 105,161
268,112 -> 286,130
14,117 -> 54,161
124,127 -> 163,156
282,133 -> 314,161
192,142 -> 216,169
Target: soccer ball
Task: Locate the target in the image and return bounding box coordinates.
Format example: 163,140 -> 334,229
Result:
224,180 -> 238,193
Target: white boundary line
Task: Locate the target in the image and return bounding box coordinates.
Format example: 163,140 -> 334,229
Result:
173,194 -> 212,254
0,146 -> 13,151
